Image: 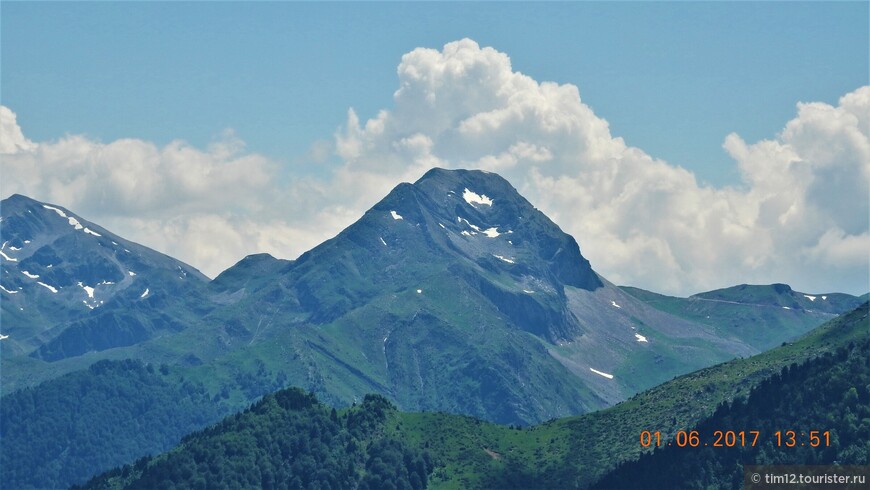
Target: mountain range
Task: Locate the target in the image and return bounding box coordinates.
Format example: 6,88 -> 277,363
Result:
1,168 -> 865,488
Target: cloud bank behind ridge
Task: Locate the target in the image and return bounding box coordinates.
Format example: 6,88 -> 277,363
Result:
2,39 -> 867,296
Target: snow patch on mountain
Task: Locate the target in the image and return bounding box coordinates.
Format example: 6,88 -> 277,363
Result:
463,188 -> 493,207
0,250 -> 18,261
611,300 -> 621,308
37,282 -> 58,293
635,333 -> 648,343
493,254 -> 515,264
128,271 -> 136,276
43,204 -> 98,233
141,288 -> 149,298
21,270 -> 39,279
42,204 -> 68,218
0,285 -> 18,294
390,210 -> 403,220
457,217 -> 482,231
68,217 -> 84,230
590,368 -> 614,379
379,237 -> 387,246
482,227 -> 500,238
77,282 -> 95,298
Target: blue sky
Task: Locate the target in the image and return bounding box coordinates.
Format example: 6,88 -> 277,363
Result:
4,2 -> 866,186
2,2 -> 868,296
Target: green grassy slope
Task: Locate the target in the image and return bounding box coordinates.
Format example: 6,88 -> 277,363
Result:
80,303 -> 870,488
397,302 -> 869,488
593,335 -> 869,488
620,284 -> 861,351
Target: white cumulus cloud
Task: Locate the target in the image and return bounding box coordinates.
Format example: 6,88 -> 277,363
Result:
320,39 -> 870,295
1,38 -> 867,296
0,106 -> 37,154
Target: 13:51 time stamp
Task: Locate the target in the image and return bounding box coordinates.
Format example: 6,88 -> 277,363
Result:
640,430 -> 831,448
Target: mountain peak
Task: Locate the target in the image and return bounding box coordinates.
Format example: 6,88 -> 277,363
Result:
411,168 -> 603,291
1,193 -> 211,362
3,193 -> 38,203
2,193 -> 49,215
413,167 -> 515,209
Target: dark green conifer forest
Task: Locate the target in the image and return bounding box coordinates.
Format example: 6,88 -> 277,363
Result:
593,337 -> 870,489
77,390 -> 431,490
0,360 -> 227,489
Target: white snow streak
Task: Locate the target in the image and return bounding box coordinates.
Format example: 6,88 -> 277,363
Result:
141,288 -> 150,298
462,188 -> 493,207
590,368 -> 614,379
21,271 -> 39,279
611,300 -> 621,308
822,295 -> 827,300
493,254 -> 515,264
803,295 -> 816,301
42,204 -> 68,218
37,282 -> 58,293
416,289 -> 422,294
0,250 -> 18,262
523,289 -> 535,294
0,285 -> 18,294
782,306 -> 791,310
482,227 -> 500,238
390,210 -> 403,220
635,333 -> 648,343
379,237 -> 387,246
42,204 -> 96,233
128,271 -> 136,276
